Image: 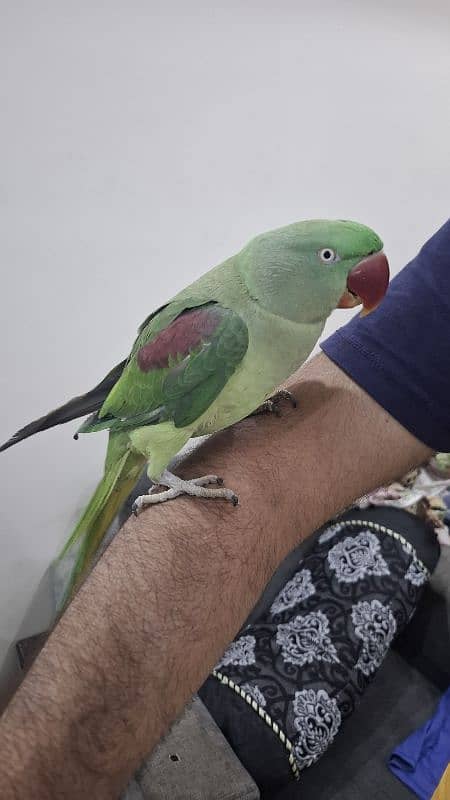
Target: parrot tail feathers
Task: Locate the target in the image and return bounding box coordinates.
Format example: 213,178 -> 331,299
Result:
0,359 -> 127,453
56,437 -> 146,610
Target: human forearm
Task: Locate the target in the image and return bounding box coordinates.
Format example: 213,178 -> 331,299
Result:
0,353 -> 431,799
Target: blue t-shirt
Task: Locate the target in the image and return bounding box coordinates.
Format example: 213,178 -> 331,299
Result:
321,219 -> 450,452
388,687 -> 450,799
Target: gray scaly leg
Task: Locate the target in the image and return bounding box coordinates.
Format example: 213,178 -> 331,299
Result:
132,470 -> 239,514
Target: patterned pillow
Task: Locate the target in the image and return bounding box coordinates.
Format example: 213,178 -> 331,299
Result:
206,518 -> 429,784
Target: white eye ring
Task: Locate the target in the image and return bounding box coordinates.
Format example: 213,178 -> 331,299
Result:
319,248 -> 339,263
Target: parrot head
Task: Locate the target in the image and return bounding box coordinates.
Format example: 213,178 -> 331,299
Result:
239,219 -> 390,325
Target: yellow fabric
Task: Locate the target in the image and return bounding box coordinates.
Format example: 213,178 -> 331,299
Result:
432,763 -> 450,799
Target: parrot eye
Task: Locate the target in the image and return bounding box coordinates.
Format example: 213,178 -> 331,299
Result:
319,248 -> 339,264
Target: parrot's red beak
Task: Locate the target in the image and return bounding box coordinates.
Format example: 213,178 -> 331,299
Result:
338,251 -> 390,316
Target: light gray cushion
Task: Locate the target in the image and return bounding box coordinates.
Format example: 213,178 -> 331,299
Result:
125,696 -> 260,800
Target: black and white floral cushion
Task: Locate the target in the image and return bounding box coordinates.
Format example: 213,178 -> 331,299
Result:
209,518 -> 429,781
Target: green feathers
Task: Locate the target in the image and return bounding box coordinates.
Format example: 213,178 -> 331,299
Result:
79,302 -> 249,433
57,435 -> 146,607
162,309 -> 248,428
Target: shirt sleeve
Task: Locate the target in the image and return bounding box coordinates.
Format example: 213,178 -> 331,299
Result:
321,219 -> 450,452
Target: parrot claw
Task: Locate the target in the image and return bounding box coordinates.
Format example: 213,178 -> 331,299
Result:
251,389 -> 297,417
132,470 -> 238,514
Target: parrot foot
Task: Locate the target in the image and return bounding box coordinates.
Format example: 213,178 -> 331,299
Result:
252,389 -> 297,418
132,470 -> 238,514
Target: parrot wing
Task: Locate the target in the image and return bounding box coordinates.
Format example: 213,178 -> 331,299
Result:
78,299 -> 249,434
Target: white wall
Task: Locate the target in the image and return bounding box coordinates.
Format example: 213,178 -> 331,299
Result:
1,0 -> 449,701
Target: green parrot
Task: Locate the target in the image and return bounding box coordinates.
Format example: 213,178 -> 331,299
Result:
0,219 -> 389,605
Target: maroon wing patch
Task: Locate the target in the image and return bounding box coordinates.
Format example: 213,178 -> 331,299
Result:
137,305 -> 223,372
